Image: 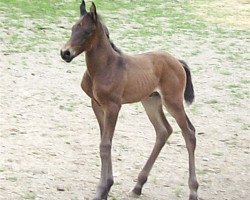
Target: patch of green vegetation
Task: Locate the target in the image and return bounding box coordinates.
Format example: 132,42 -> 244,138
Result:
70,197 -> 79,200
190,103 -> 201,115
227,84 -> 241,89
174,187 -> 184,198
94,0 -> 135,12
95,0 -> 209,40
233,118 -> 241,123
242,124 -> 250,131
59,102 -> 78,112
197,169 -> 208,175
110,197 -> 118,200
213,85 -> 223,90
240,79 -> 250,85
1,0 -> 78,53
6,176 -> 18,182
1,0 -> 249,69
226,83 -> 249,100
0,0 -> 78,20
219,69 -> 232,76
205,99 -> 219,104
212,152 -> 224,156
22,191 -> 36,200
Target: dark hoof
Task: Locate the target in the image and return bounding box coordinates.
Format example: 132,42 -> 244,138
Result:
189,194 -> 198,200
128,187 -> 142,198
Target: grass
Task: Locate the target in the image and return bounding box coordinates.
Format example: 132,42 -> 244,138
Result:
219,70 -> 232,76
190,103 -> 202,115
242,124 -> 250,131
212,152 -> 224,156
197,169 -> 208,175
1,0 -> 78,53
205,99 -> 219,104
0,0 -> 78,20
6,176 -> 18,182
227,84 -> 249,100
174,187 -> 184,198
192,0 -> 250,30
1,0 -> 249,59
22,191 -> 36,200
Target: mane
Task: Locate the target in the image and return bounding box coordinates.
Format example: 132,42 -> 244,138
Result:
100,19 -> 122,54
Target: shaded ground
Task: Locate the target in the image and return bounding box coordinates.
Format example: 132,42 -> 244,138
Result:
0,0 -> 249,200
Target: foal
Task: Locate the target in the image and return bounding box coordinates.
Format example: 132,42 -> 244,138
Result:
61,1 -> 199,200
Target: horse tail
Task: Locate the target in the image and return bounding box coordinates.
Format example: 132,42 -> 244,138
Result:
179,60 -> 195,105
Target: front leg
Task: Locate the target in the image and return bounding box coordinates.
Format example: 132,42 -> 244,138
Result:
92,99 -> 104,137
93,102 -> 121,200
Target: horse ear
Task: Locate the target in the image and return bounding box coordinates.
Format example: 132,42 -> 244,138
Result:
80,0 -> 87,16
90,2 -> 97,22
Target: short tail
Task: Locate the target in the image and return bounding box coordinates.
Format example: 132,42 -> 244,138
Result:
179,60 -> 195,105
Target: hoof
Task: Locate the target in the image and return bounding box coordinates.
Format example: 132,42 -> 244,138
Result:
127,189 -> 141,198
189,194 -> 198,200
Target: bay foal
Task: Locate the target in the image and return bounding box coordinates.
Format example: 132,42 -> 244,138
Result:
61,1 -> 199,200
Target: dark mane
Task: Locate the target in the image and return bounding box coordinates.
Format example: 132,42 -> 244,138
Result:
110,40 -> 122,54
101,22 -> 122,54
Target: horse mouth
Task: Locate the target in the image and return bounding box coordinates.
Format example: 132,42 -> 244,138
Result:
64,57 -> 74,63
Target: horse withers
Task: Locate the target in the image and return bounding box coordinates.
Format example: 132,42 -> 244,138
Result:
61,1 -> 199,200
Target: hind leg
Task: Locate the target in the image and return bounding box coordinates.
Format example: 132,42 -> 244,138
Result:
163,96 -> 199,200
130,92 -> 173,196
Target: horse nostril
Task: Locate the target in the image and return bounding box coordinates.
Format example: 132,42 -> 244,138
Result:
64,50 -> 71,57
61,49 -> 73,62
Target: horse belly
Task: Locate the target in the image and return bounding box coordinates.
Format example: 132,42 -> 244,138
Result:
121,72 -> 159,104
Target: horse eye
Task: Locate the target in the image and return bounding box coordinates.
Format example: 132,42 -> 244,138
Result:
84,30 -> 92,36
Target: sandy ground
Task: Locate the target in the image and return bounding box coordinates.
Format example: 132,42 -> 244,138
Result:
0,5 -> 250,200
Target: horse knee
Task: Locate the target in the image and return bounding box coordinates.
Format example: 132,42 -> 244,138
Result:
156,129 -> 171,147
186,114 -> 196,132
107,178 -> 114,188
182,130 -> 196,150
99,142 -> 111,158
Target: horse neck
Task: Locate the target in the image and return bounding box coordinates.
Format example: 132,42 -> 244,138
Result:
85,23 -> 117,77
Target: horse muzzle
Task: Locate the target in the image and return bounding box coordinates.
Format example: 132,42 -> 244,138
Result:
60,49 -> 75,63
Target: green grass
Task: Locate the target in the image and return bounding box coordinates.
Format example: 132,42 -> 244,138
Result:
6,176 -> 18,182
242,124 -> 250,131
0,0 -> 78,20
212,152 -> 224,156
174,187 -> 184,198
190,103 -> 202,115
197,169 -> 208,175
227,84 -> 249,100
22,191 -> 36,200
0,0 -> 79,53
1,0 -> 249,57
